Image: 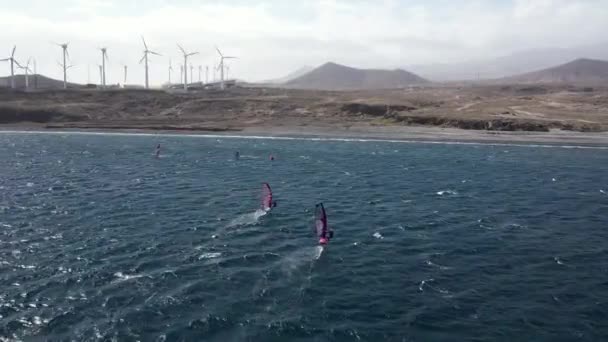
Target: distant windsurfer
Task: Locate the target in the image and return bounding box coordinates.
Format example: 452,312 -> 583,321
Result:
269,154 -> 275,161
235,151 -> 240,160
155,144 -> 161,158
315,203 -> 334,245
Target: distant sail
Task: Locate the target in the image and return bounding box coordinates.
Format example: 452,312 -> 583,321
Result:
314,203 -> 328,239
262,183 -> 273,211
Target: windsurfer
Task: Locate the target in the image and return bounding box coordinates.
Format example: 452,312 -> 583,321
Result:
262,183 -> 276,212
315,203 -> 334,245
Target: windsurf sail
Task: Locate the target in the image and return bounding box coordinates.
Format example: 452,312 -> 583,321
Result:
314,203 -> 328,239
262,183 -> 273,211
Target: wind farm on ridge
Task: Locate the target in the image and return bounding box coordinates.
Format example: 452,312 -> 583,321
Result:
1,36 -> 238,91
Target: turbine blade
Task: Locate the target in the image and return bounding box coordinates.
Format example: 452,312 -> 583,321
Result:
225,56 -> 237,59
187,52 -> 199,57
141,36 -> 148,50
215,46 -> 223,57
139,54 -> 146,64
177,44 -> 186,55
0,58 -> 9,62
150,51 -> 162,56
11,46 -> 16,58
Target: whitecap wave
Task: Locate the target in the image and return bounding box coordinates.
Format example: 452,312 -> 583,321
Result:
199,252 -> 222,260
419,278 -> 450,295
373,232 -> 384,239
113,272 -> 146,282
425,260 -> 451,270
419,278 -> 433,292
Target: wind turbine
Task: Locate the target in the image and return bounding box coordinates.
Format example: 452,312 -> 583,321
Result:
140,36 -> 161,89
1,46 -> 22,89
55,43 -> 70,89
99,47 -> 109,88
18,58 -> 33,89
198,65 -> 202,83
177,44 -> 199,90
123,64 -> 128,85
205,65 -> 209,84
216,47 -> 237,89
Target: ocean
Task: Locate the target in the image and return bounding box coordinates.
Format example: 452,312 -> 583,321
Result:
0,131 -> 607,341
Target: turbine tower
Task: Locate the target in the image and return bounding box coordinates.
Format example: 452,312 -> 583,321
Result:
99,47 -> 109,88
98,65 -> 103,85
205,65 -> 209,84
215,47 -> 236,90
190,64 -> 194,84
55,43 -> 70,89
18,58 -> 33,89
168,59 -> 173,84
177,44 -> 199,90
1,46 -> 22,89
198,65 -> 202,83
140,36 -> 161,89
123,65 -> 128,85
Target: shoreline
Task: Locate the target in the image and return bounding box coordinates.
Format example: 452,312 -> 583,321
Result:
2,124 -> 608,147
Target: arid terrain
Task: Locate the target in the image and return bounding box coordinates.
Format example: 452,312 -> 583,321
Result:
1,83 -> 608,143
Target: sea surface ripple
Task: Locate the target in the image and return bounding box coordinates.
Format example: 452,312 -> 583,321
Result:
0,132 -> 607,341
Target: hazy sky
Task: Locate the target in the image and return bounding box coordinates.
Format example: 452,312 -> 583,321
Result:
1,0 -> 607,85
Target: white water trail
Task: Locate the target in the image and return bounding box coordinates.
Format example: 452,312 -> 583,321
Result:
227,209 -> 267,229
211,209 -> 268,238
280,246 -> 323,277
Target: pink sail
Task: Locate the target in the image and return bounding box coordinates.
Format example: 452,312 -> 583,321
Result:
314,203 -> 328,239
262,183 -> 273,211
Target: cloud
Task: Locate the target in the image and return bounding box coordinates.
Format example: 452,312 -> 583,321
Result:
0,0 -> 607,84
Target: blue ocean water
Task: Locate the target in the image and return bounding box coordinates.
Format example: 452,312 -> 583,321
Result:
0,132 -> 607,341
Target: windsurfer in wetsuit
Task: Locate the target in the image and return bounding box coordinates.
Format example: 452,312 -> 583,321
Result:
319,229 -> 334,245
235,151 -> 240,160
155,144 -> 161,158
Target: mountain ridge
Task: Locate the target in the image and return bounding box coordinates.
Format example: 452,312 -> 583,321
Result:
285,62 -> 428,90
